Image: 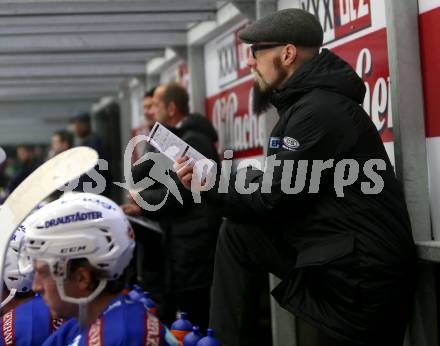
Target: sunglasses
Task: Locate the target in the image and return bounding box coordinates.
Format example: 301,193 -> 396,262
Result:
250,43 -> 288,58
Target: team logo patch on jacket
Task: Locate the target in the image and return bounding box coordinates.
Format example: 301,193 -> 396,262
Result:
282,137 -> 300,151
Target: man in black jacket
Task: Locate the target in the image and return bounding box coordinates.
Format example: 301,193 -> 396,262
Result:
175,9 -> 416,346
123,82 -> 221,332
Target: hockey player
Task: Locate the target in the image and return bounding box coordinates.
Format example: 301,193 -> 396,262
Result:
20,193 -> 177,346
0,223 -> 64,346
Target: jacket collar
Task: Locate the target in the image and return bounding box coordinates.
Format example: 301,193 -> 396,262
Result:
270,49 -> 329,112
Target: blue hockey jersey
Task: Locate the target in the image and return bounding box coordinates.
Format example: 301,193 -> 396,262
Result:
0,295 -> 64,346
43,295 -> 178,346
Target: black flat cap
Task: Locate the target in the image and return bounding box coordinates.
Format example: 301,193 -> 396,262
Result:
238,8 -> 323,47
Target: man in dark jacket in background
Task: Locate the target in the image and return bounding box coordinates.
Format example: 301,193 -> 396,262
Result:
71,111 -> 109,195
71,111 -> 106,160
5,145 -> 39,197
123,82 -> 221,332
175,9 -> 416,346
50,129 -> 73,158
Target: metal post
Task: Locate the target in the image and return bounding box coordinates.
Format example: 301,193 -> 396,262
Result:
269,276 -> 297,346
385,0 -> 431,242
187,45 -> 207,115
384,1 -> 436,345
252,1 -> 298,345
118,78 -> 146,282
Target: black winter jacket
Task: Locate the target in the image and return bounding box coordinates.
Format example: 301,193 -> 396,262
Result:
139,114 -> 221,293
208,49 -> 416,345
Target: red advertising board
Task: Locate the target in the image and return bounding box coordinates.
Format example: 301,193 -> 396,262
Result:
205,2 -> 390,158
419,1 -> 440,237
333,0 -> 372,39
206,78 -> 263,159
331,28 -> 393,143
301,0 -> 372,44
205,21 -> 264,159
419,6 -> 440,138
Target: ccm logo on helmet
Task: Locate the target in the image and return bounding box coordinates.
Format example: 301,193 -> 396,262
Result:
60,246 -> 88,254
44,211 -> 103,228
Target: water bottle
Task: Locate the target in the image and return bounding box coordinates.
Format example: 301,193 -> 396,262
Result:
171,312 -> 193,346
196,329 -> 221,346
127,284 -> 143,301
183,326 -> 204,346
122,284 -> 130,296
139,291 -> 157,315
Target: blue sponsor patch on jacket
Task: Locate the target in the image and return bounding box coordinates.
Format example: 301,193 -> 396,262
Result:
269,137 -> 281,149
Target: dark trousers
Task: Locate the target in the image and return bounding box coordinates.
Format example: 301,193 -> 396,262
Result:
210,220 -> 294,346
210,220 -> 355,346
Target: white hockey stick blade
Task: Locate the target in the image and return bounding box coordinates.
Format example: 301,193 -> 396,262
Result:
0,146 -> 98,298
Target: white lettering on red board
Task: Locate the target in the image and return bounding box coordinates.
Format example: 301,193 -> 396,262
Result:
211,88 -> 264,153
301,0 -> 372,42
339,0 -> 370,25
216,25 -> 251,88
331,28 -> 392,142
235,30 -> 252,78
355,48 -> 393,133
217,38 -> 237,84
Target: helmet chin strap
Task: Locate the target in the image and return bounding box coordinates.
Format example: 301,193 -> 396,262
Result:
0,288 -> 17,309
55,278 -> 107,330
78,303 -> 88,330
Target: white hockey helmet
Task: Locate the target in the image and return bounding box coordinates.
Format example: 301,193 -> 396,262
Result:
1,222 -> 35,308
21,193 -> 135,304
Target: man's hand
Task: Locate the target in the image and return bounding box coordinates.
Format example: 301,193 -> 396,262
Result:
174,156 -> 210,193
120,203 -> 142,216
174,156 -> 194,190
127,191 -> 135,203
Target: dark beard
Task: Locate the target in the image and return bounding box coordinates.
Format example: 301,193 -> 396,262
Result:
252,57 -> 288,115
252,81 -> 273,115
